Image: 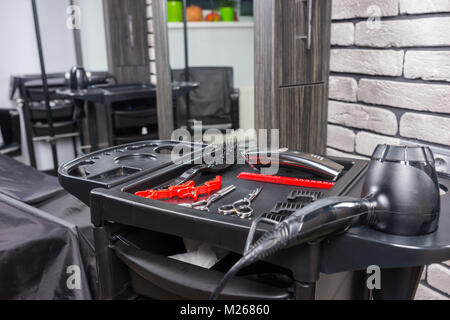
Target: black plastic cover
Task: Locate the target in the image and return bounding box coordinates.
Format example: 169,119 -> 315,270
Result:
0,154 -> 62,204
0,193 -> 93,299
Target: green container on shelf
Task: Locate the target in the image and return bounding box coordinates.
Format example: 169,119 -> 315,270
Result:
167,1 -> 183,22
220,7 -> 235,22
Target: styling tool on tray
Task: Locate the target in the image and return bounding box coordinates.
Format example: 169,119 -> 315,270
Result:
243,149 -> 344,180
159,139 -> 239,189
135,176 -> 222,201
179,185 -> 237,211
218,186 -> 263,219
237,172 -> 335,189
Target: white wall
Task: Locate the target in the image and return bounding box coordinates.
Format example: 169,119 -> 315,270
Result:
0,0 -> 78,168
78,0 -> 108,71
0,0 -> 77,107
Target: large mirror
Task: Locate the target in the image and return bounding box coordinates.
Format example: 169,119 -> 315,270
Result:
163,0 -> 255,137
77,0 -> 108,72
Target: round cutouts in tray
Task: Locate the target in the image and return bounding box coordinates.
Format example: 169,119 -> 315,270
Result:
126,143 -> 158,151
68,160 -> 96,178
154,145 -> 175,154
114,154 -> 157,167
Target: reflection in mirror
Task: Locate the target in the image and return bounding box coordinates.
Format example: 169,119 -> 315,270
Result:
78,0 -> 108,72
167,0 -> 255,136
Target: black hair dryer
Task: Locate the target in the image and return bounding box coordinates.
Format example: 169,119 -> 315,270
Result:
211,145 -> 441,299
362,144 -> 440,235
257,144 -> 441,246
69,66 -> 89,91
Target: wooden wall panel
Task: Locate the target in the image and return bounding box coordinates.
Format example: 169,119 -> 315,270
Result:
254,0 -> 279,133
103,0 -> 150,83
255,0 -> 332,155
279,84 -> 326,153
152,0 -> 174,139
276,0 -> 332,86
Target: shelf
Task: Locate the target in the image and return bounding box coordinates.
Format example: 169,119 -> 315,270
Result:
168,21 -> 254,30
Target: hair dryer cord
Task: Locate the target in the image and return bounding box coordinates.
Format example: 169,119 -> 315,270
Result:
210,197 -> 374,300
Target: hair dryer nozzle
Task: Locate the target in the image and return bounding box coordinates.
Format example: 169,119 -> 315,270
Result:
362,145 -> 440,236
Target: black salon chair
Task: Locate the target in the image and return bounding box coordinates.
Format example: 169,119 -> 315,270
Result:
172,67 -> 240,131
0,108 -> 21,156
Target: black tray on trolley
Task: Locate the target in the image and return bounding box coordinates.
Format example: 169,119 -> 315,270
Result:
58,140 -> 208,205
59,140 -> 450,295
88,153 -> 450,274
89,154 -> 367,248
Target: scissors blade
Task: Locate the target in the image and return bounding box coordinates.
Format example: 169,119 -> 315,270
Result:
203,185 -> 237,208
247,186 -> 263,202
217,185 -> 237,197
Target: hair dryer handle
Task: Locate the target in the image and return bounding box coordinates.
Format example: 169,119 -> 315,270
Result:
245,197 -> 373,261
288,197 -> 374,246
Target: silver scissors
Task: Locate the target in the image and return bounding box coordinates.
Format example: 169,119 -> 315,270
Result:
179,185 -> 236,212
218,186 -> 263,219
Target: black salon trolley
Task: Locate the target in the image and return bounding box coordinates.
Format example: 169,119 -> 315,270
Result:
59,140 -> 450,300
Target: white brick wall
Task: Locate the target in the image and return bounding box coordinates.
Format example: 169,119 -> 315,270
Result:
415,284 -> 448,300
327,125 -> 355,152
400,113 -> 450,146
400,0 -> 450,15
331,23 -> 354,46
355,132 -> 400,156
332,0 -> 399,20
404,51 -> 450,82
329,0 -> 450,299
329,101 -> 398,135
358,79 -> 450,114
146,1 -> 156,85
329,76 -> 358,102
427,265 -> 450,295
330,49 -> 404,76
355,17 -> 450,48
326,148 -> 369,160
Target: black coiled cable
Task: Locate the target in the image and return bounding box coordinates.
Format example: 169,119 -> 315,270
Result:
210,197 -> 374,300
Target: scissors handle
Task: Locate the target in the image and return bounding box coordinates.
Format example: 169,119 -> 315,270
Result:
218,186 -> 263,218
218,204 -> 235,216
236,206 -> 253,219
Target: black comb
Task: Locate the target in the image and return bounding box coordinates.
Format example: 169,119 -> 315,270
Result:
287,190 -> 323,203
261,202 -> 307,223
271,202 -> 306,215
